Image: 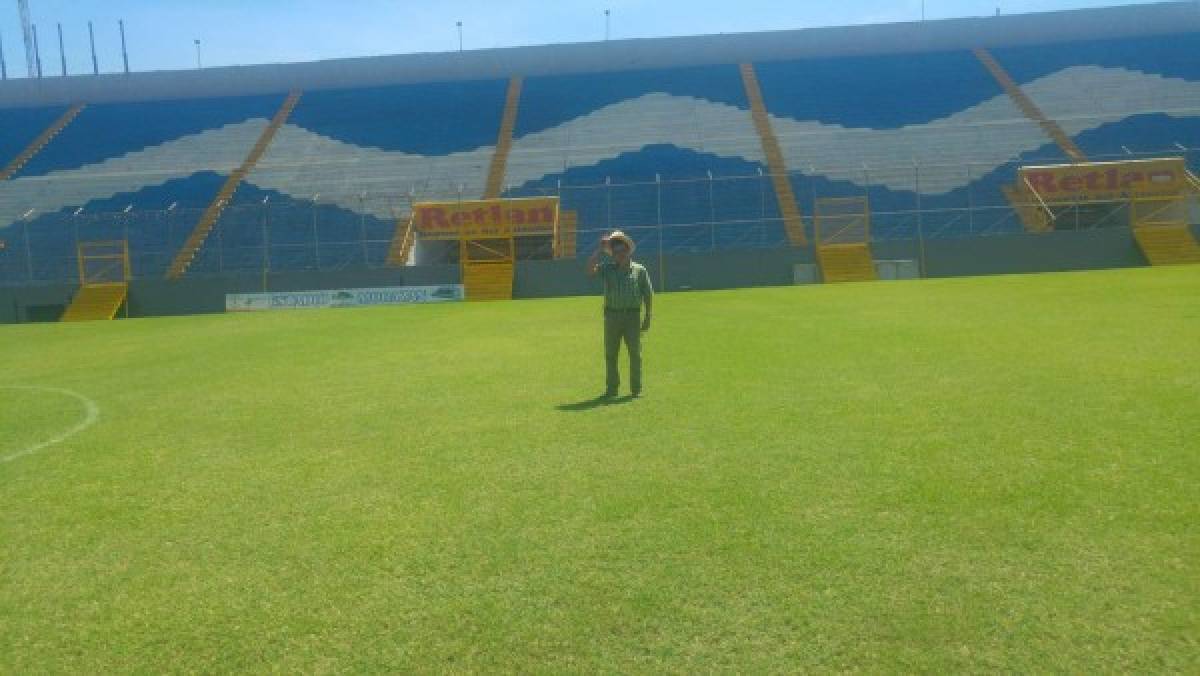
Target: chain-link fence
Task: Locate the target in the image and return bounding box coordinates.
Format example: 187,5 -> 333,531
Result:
1,149 -> 1195,286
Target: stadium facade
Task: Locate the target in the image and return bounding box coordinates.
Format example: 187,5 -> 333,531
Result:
0,1 -> 1198,320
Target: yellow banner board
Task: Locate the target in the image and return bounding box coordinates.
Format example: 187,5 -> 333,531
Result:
1019,158 -> 1188,203
412,197 -> 559,239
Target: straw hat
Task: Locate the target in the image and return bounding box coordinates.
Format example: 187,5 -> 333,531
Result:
604,230 -> 636,254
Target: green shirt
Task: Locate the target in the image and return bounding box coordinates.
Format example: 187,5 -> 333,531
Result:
599,258 -> 653,310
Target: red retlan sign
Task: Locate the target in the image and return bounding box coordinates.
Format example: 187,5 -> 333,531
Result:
1019,158 -> 1187,203
413,197 -> 559,239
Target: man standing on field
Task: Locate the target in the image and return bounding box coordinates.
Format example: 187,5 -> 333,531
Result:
587,230 -> 653,398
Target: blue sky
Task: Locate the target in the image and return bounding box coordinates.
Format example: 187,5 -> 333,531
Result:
0,0 -> 1170,76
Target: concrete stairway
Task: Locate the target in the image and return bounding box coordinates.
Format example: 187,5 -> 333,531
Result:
1134,225 -> 1200,265
484,77 -> 524,200
739,63 -> 807,246
61,282 -> 127,321
166,91 -> 302,279
386,215 -> 417,267
974,48 -> 1086,162
463,261 -> 514,300
0,103 -> 87,181
817,243 -> 877,282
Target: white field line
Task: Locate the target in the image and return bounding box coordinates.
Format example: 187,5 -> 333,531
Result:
1,386 -> 100,463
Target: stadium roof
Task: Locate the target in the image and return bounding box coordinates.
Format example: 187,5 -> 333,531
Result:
1,1 -> 1198,108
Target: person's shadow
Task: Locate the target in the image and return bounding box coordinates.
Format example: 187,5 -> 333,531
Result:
556,395 -> 636,412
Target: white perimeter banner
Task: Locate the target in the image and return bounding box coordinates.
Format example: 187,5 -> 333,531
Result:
225,285 -> 464,312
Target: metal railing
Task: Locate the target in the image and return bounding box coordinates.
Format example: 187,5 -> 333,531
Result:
0,148 -> 1195,286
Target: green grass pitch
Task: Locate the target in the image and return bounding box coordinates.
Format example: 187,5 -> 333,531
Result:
2,266 -> 1198,671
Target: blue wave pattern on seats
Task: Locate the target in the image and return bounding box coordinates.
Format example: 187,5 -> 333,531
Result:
754,50 -> 1000,129
0,228 -> 27,284
516,64 -> 749,137
19,93 -> 284,177
505,112 -> 1197,252
751,46 -> 1016,240
508,146 -> 787,253
992,33 -> 1200,85
12,172 -> 225,281
187,181 -> 397,275
288,79 -> 510,154
7,29 -> 1200,283
0,105 -> 67,170
506,47 -> 1039,252
3,171 -> 398,281
513,65 -> 766,253
78,171 -> 228,211
780,137 -> 1070,241
1070,114 -> 1200,161
849,111 -> 1200,240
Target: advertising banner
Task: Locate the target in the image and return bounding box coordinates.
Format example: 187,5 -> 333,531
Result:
226,285 -> 464,312
412,197 -> 559,239
1019,158 -> 1188,203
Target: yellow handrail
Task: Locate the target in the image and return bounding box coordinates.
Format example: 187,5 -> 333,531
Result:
401,215 -> 415,257
77,240 -> 131,285
1021,176 -> 1058,225
814,196 -> 870,246
1186,170 -> 1200,193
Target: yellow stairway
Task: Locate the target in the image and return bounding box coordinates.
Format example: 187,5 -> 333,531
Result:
484,77 -> 524,200
976,48 -> 1089,232
817,244 -> 876,283
1134,225 -> 1200,265
167,91 -> 302,279
739,63 -> 807,246
386,214 -> 417,266
1,103 -> 87,181
1001,184 -> 1053,233
61,283 -> 128,321
975,48 -> 1086,162
463,261 -> 514,301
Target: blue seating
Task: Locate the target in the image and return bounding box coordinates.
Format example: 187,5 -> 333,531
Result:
754,50 -> 1002,130
515,63 -> 749,138
289,79 -> 510,155
2,25 -> 1199,284
20,94 -> 283,177
189,185 -> 396,277
0,105 -> 67,169
992,33 -> 1200,86
8,172 -> 223,280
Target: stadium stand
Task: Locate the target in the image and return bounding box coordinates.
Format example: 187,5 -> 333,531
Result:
505,63 -> 776,253
1,3 -> 1198,286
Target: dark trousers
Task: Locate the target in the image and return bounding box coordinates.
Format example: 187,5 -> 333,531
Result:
604,309 -> 642,394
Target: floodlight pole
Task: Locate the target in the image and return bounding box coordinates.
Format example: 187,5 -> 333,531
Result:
194,39 -> 201,69
605,9 -> 611,41
57,22 -> 65,76
119,19 -> 129,74
88,21 -> 98,74
0,32 -> 7,80
456,21 -> 463,52
32,23 -> 41,78
18,0 -> 34,77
